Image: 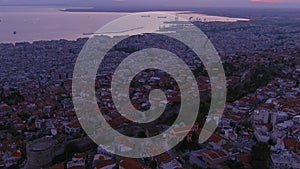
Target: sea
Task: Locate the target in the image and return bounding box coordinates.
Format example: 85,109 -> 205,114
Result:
0,6 -> 249,43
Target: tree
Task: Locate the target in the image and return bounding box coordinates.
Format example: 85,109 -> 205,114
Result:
251,142 -> 270,169
183,155 -> 190,162
226,160 -> 245,169
148,160 -> 157,169
236,126 -> 241,134
7,126 -> 18,136
191,163 -> 202,169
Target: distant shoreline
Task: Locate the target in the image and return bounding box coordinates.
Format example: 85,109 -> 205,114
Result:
60,7 -> 300,18
41,6 -> 299,12
61,7 -> 194,13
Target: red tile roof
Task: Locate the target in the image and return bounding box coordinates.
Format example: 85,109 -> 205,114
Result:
49,162 -> 65,169
155,153 -> 172,166
73,153 -> 86,159
119,158 -> 150,169
198,149 -> 228,160
95,160 -> 115,169
284,137 -> 300,149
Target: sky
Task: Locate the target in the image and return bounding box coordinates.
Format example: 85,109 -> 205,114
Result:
0,0 -> 299,8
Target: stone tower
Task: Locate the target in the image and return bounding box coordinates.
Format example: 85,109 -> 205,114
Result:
26,137 -> 54,169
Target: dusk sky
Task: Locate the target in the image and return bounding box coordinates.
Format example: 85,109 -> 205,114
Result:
0,0 -> 299,8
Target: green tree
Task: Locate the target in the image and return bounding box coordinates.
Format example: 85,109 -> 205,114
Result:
250,142 -> 270,169
191,163 -> 202,169
148,160 -> 157,169
183,155 -> 190,162
226,160 -> 245,169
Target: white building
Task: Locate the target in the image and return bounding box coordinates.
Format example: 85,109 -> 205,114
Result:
159,159 -> 183,169
271,112 -> 289,125
253,109 -> 270,124
64,124 -> 81,134
271,151 -> 300,169
67,153 -> 86,169
254,126 -> 270,143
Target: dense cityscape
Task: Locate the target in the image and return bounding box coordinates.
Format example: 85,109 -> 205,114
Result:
0,8 -> 299,169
